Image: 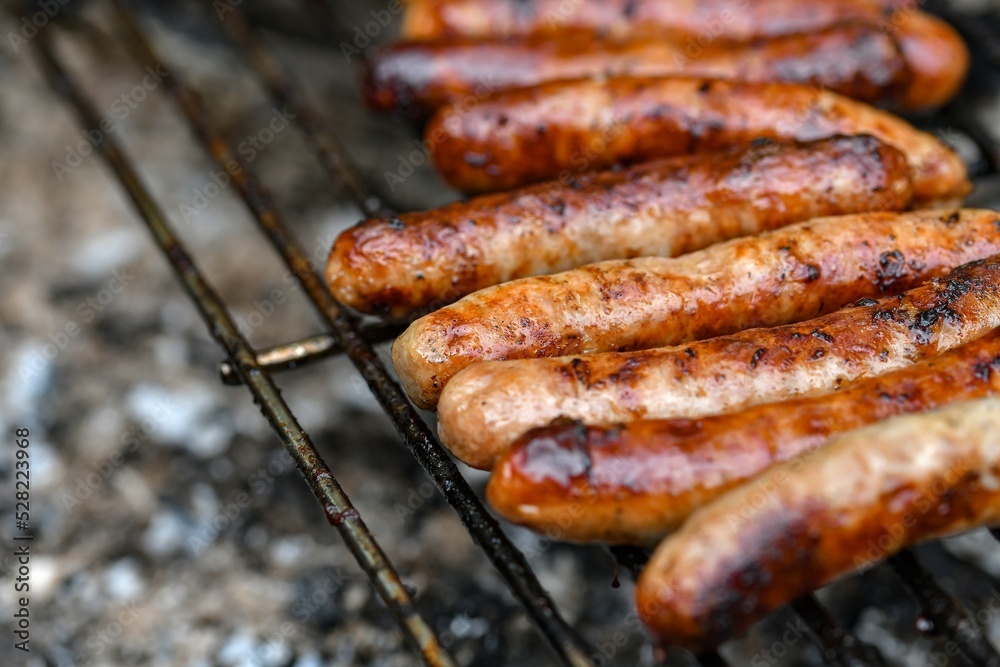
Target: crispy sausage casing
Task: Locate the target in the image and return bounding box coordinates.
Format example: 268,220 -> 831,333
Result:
329,136 -> 914,320
395,207 -> 1000,410
437,246 -> 1000,470
428,77 -> 969,202
636,397 -> 1000,652
488,330 -> 1000,544
402,0 -> 907,40
365,23 -> 910,116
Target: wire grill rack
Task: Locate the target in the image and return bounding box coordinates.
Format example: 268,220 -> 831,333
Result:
17,0 -> 1000,664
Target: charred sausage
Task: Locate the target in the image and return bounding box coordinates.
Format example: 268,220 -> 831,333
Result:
364,23 -> 914,116
329,136 -> 915,321
394,208 -> 1000,409
488,330 -> 1000,544
437,246 -> 1000,469
427,77 -> 968,202
636,396 -> 1000,652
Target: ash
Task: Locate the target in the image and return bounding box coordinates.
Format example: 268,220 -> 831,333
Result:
3,1 -> 1000,666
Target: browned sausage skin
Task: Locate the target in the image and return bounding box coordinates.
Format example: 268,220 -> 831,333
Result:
394,207 -> 1000,410
427,77 -> 968,202
892,10 -> 969,111
488,330 -> 1000,545
402,0 -> 911,41
636,397 -> 1000,652
400,2 -> 967,110
437,244 -> 1000,470
330,136 -> 914,321
364,23 -> 911,117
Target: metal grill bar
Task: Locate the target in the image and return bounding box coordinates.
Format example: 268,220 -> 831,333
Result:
790,596 -> 883,667
888,550 -> 1000,667
218,323 -> 403,385
106,1 -> 597,664
604,547 -> 731,667
606,547 -> 876,665
24,23 -> 454,667
214,5 -> 387,218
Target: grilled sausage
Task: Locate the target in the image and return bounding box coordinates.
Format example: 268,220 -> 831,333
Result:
402,0 -> 907,41
395,207 -> 1000,409
364,23 -> 912,117
488,330 -> 1000,544
330,136 -> 915,321
636,397 -> 1000,652
399,2 -> 966,110
427,77 -> 969,202
893,11 -> 970,111
437,247 -> 1000,469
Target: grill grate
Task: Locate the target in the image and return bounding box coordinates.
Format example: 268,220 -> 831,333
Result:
26,20 -> 454,667
888,550 -> 1000,667
21,0 -> 1000,664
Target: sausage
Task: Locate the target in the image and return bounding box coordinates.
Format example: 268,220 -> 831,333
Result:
330,135 -> 915,321
401,0 -> 908,41
395,207 -> 1000,410
436,245 -> 1000,469
487,329 -> 1000,545
893,11 -> 970,111
427,77 -> 969,203
364,23 -> 912,117
636,396 -> 1000,652
399,2 -> 967,109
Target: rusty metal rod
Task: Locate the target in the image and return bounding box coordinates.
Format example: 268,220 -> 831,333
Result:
108,2 -> 597,664
215,6 -> 388,218
26,23 -> 454,667
218,323 -> 404,385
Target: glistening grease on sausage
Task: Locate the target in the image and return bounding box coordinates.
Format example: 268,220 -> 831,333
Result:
364,23 -> 911,116
395,209 -> 1000,409
437,246 -> 1000,469
488,330 -> 1000,545
636,397 -> 1000,652
329,136 -> 916,321
428,77 -> 968,201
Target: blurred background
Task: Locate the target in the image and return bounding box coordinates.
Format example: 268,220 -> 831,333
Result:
5,1 -> 1000,666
